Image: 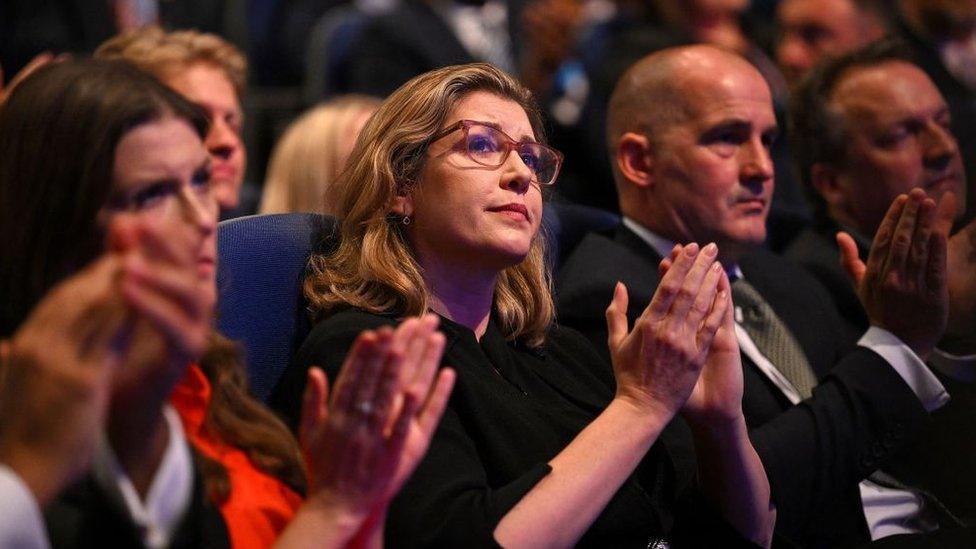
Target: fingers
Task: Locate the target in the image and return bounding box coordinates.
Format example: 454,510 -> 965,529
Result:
682,245 -> 722,326
697,271 -> 730,356
299,367 -> 329,449
645,243 -> 700,320
417,368 -> 456,435
883,189 -> 924,279
927,230 -> 948,296
330,329 -> 386,413
120,258 -> 210,360
864,194 -> 907,288
605,282 -> 630,352
906,197 -> 936,286
836,232 -> 866,289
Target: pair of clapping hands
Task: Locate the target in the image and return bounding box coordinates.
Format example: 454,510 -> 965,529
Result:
0,217 -> 212,506
601,189 -> 961,431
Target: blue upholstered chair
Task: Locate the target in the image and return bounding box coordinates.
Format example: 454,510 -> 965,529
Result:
215,213 -> 337,401
216,204 -> 618,401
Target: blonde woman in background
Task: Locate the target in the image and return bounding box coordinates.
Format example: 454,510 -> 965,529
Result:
260,95 -> 381,215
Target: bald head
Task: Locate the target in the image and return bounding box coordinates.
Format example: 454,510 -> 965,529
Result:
607,45 -> 765,184
606,44 -> 777,261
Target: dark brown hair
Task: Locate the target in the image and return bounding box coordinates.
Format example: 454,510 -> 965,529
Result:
0,59 -> 305,500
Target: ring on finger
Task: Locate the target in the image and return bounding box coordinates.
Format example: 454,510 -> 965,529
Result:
354,400 -> 374,416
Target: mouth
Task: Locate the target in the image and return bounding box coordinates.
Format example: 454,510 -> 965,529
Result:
924,173 -> 959,192
211,163 -> 238,182
197,257 -> 216,278
488,203 -> 530,221
735,197 -> 767,213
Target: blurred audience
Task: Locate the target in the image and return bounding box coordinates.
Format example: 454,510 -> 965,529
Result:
95,26 -> 255,219
259,95 -> 380,215
332,0 -> 525,97
0,0 -> 228,77
775,0 -> 888,86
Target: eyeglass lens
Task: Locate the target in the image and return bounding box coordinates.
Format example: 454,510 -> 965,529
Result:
465,124 -> 559,185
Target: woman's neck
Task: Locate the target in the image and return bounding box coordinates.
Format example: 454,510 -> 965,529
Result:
421,256 -> 496,340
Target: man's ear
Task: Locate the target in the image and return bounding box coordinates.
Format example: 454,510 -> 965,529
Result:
616,132 -> 653,189
811,163 -> 846,210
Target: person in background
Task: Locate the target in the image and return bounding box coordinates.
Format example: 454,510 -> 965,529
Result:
259,95 -> 381,215
0,58 -> 453,549
775,0 -> 889,86
95,26 -> 254,219
556,44 -> 955,548
787,40 -> 976,533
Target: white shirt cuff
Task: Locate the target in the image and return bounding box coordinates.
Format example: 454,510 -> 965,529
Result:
929,347 -> 976,383
859,327 -> 949,412
0,465 -> 51,549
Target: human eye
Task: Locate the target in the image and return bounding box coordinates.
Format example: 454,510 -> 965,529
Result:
518,147 -> 543,173
129,182 -> 177,211
192,165 -> 212,193
468,132 -> 502,154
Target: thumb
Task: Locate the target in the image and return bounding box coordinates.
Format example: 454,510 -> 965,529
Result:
837,232 -> 866,289
605,282 -> 630,352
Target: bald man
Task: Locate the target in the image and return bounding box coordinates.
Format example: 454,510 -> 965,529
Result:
556,45 -> 954,548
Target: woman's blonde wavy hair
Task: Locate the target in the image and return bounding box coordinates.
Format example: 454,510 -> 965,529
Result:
304,63 -> 554,347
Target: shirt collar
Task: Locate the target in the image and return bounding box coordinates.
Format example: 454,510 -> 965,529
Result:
621,216 -> 744,280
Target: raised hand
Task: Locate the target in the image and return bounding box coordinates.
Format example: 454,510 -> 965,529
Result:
658,245 -> 741,426
0,254 -> 127,505
284,315 -> 454,547
605,242 -> 727,421
838,188 -> 952,360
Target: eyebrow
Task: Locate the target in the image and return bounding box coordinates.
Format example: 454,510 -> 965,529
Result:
474,119 -> 537,143
703,119 -> 780,138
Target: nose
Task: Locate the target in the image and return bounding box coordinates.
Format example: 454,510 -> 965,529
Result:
921,122 -> 958,172
739,139 -> 774,193
777,36 -> 810,79
205,117 -> 241,160
179,185 -> 217,237
500,149 -> 533,194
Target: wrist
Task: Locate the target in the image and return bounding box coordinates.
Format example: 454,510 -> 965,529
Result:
608,395 -> 674,439
686,412 -> 749,448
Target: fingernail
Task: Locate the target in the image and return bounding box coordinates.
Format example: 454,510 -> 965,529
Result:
685,243 -> 700,256
711,261 -> 722,272
704,242 -> 717,256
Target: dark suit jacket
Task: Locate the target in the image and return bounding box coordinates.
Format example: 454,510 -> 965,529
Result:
556,224 -> 931,548
336,0 -> 524,98
44,457 -> 229,549
787,220 -> 976,527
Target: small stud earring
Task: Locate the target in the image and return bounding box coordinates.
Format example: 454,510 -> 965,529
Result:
402,215 -> 411,225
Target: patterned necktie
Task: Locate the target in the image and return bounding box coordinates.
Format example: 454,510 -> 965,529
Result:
731,278 -> 819,399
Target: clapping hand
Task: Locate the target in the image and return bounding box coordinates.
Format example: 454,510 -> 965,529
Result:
285,315 -> 455,546
838,189 -> 953,360
605,243 -> 728,421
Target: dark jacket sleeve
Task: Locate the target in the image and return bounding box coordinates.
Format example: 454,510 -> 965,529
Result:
748,345 -> 930,536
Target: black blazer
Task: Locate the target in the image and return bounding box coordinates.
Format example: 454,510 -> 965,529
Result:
272,308 -> 757,548
787,221 -> 976,527
556,224 -> 931,548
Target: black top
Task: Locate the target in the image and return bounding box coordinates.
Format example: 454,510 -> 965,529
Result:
271,308 -> 755,548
